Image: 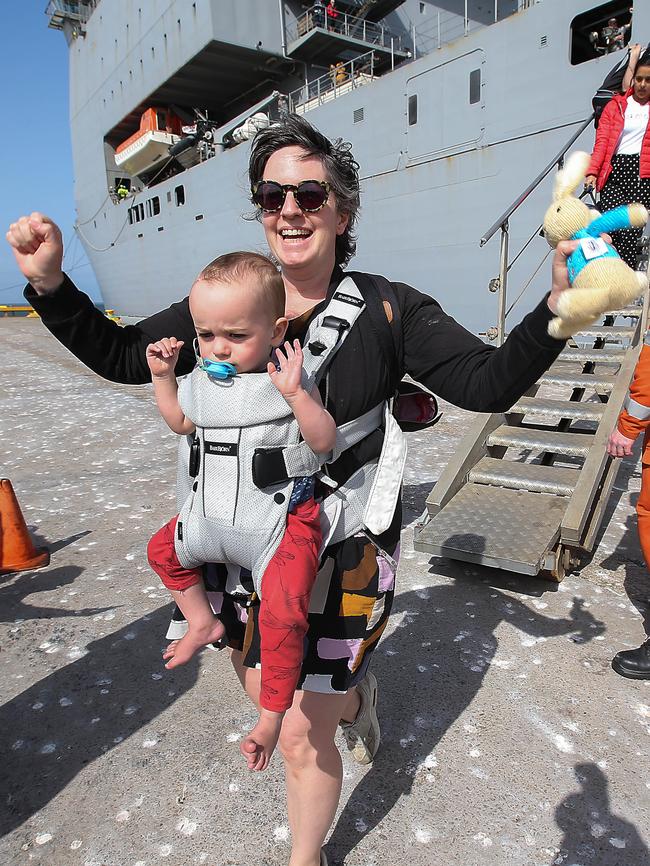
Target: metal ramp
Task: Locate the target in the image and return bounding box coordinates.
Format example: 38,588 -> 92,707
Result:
414,306 -> 646,580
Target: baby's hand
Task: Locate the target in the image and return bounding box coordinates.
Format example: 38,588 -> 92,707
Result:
239,710 -> 283,772
268,340 -> 305,402
146,337 -> 185,378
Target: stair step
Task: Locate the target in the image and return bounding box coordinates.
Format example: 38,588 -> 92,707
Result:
557,347 -> 625,365
487,425 -> 595,457
415,484 -> 568,575
606,307 -> 643,318
573,326 -> 635,340
469,457 -> 580,496
509,396 -> 605,421
539,371 -> 617,391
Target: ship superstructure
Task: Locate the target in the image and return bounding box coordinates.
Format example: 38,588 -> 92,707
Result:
48,0 -> 649,333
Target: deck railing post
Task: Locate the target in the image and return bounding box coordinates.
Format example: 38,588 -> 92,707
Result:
496,221 -> 509,346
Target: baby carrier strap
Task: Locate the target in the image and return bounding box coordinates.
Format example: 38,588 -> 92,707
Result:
299,275 -> 368,388
252,401 -> 385,487
346,271 -> 404,393
252,275 -> 376,487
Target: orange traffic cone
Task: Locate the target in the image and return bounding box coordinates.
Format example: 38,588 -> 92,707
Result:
0,479 -> 50,574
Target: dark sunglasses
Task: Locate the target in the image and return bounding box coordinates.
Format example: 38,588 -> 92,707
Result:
251,179 -> 331,213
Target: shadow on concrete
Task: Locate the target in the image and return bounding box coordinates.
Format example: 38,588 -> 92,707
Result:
327,574 -> 606,864
0,565 -> 113,622
401,482 -> 437,525
46,530 -> 93,555
0,604 -> 198,836
551,762 -> 650,865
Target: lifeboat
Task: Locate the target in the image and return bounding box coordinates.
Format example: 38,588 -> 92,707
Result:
115,107 -> 184,177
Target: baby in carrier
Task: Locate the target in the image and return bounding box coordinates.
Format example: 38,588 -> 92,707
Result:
145,251 -> 336,769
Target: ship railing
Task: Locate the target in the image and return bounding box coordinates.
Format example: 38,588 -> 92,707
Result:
413,0 -> 538,58
479,115 -> 595,345
288,5 -> 404,52
288,51 -> 376,115
46,0 -> 96,25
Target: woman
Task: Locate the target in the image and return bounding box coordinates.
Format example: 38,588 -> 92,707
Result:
8,114 -> 573,866
585,48 -> 650,267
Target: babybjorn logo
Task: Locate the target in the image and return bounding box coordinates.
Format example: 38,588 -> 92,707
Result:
333,291 -> 364,307
205,442 -> 238,456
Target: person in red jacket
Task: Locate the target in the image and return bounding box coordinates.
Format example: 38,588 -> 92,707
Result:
326,0 -> 339,32
607,335 -> 650,679
585,50 -> 650,268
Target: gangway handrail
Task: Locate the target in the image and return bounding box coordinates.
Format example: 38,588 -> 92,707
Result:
480,114 -> 595,346
480,114 -> 595,247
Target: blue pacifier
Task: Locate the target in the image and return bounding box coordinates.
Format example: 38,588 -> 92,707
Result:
193,338 -> 237,380
198,358 -> 237,380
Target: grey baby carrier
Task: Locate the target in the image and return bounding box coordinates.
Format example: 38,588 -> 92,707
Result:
174,276 -> 408,594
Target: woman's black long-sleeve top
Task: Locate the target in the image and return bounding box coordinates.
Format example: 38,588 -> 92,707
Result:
25,266 -> 565,494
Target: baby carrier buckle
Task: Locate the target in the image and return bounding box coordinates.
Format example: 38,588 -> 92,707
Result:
252,447 -> 287,489
322,315 -> 350,338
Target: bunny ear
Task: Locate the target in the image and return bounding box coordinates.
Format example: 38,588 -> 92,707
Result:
553,151 -> 591,200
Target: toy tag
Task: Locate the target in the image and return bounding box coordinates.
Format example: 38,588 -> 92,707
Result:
580,237 -> 608,260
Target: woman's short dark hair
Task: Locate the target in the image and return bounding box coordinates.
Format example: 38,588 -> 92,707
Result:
248,114 -> 360,267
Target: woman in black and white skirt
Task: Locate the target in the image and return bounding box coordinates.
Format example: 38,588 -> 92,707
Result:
586,48 -> 650,267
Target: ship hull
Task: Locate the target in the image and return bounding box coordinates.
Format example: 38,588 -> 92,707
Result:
65,1 -> 650,334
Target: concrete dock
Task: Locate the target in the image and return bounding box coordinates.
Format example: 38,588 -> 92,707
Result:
1,318 -> 649,866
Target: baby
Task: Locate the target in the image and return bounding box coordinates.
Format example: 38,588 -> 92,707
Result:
145,251 -> 336,769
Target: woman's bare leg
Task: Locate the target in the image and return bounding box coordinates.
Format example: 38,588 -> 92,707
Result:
231,650 -> 350,866
339,687 -> 360,723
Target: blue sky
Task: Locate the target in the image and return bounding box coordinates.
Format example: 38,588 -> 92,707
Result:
0,4 -> 101,305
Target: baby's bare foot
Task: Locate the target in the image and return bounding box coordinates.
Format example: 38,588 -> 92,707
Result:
240,712 -> 283,771
163,620 -> 225,669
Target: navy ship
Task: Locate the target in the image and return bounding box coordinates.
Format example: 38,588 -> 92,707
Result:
48,0 -> 648,333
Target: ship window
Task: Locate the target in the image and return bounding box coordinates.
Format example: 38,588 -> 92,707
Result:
156,112 -> 166,130
408,94 -> 418,126
195,214 -> 204,221
469,69 -> 481,104
151,196 -> 160,216
128,210 -> 133,225
167,191 -> 172,203
570,2 -> 633,65
175,185 -> 185,206
419,2 -> 426,12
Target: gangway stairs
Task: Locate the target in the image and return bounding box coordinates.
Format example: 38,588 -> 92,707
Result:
414,307 -> 647,580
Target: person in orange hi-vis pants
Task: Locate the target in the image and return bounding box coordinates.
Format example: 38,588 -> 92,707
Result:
607,331 -> 650,678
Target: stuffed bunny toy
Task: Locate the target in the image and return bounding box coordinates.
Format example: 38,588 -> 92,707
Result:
543,151 -> 648,339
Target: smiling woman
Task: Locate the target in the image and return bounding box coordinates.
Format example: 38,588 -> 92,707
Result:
7,112 -> 577,866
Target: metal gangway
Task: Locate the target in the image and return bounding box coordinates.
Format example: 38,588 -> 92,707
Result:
414,119 -> 650,581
